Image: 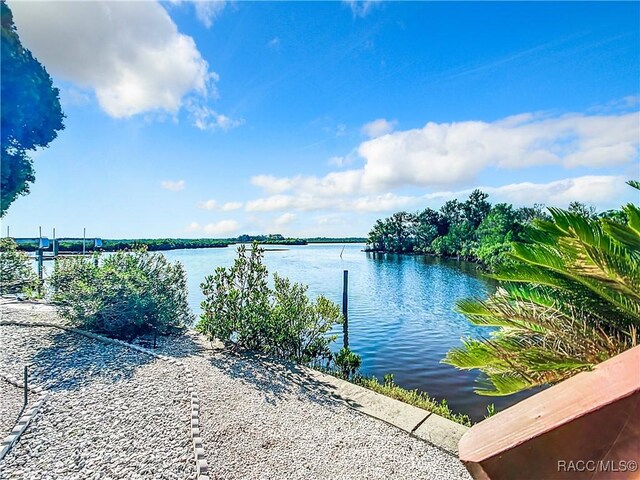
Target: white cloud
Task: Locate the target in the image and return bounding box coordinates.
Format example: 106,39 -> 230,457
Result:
250,110 -> 639,198
8,0 -> 220,120
361,118 -> 397,138
343,0 -> 381,17
221,201 -> 244,211
198,199 -> 244,211
189,102 -> 244,131
203,219 -> 240,236
161,180 -> 186,191
192,0 -> 227,28
357,111 -> 639,191
275,213 -> 296,226
187,219 -> 240,236
483,175 -> 626,208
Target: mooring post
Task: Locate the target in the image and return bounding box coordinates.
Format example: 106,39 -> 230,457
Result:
23,365 -> 28,407
342,269 -> 349,349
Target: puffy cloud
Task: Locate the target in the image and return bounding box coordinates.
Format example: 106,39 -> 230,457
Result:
244,175 -> 629,214
203,219 -> 240,236
161,180 -> 186,191
483,175 -> 626,208
198,200 -> 244,211
186,219 -> 240,236
251,111 -> 639,197
357,112 -> 639,191
275,213 -> 296,226
221,201 -> 244,211
361,118 -> 397,138
8,1 -> 217,119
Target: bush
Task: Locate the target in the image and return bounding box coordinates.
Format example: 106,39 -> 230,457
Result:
334,347 -> 362,378
49,249 -> 193,338
198,243 -> 342,364
0,238 -> 38,295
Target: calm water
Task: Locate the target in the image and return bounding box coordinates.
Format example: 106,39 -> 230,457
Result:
162,243 -> 534,421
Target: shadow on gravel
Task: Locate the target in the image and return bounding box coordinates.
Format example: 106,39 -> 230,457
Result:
208,351 -> 353,409
25,329 -> 157,392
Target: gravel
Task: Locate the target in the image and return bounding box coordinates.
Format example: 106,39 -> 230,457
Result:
1,301 -> 470,479
0,379 -> 24,439
0,307 -> 193,480
163,333 -> 471,480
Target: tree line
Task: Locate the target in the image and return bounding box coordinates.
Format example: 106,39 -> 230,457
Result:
366,189 -> 624,269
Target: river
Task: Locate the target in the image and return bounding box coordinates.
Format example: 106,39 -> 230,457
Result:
162,242 -> 536,421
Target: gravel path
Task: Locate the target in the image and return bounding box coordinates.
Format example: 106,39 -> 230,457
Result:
0,309 -> 193,480
162,334 -> 471,480
0,379 -> 24,439
0,302 -> 470,479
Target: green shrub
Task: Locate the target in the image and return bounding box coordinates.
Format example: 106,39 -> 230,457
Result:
334,347 -> 362,378
0,238 -> 38,295
198,243 -> 342,364
49,249 -> 193,338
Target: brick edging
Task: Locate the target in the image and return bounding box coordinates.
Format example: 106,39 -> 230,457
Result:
0,320 -> 209,479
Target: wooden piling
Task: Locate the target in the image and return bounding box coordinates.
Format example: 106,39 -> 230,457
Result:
342,270 -> 349,349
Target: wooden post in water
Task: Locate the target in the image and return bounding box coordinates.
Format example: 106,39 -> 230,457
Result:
342,270 -> 349,349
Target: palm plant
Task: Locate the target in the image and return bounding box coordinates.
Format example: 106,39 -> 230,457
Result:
443,181 -> 640,396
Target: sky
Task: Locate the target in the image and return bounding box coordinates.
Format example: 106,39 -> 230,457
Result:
3,0 -> 639,239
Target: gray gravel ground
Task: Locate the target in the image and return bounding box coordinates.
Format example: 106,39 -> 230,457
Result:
0,379 -> 24,439
0,309 -> 193,480
162,333 -> 471,480
0,302 -> 470,480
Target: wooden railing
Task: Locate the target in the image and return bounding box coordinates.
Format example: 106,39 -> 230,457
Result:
459,346 -> 640,479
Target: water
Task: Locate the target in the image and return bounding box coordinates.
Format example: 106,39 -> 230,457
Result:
162,243 -> 535,421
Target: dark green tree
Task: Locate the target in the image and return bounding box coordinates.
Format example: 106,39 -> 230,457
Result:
1,0 -> 64,216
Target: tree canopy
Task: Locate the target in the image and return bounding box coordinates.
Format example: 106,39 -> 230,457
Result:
1,0 -> 64,216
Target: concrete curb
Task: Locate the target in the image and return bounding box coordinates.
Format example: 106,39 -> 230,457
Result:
0,371 -> 49,461
0,319 -> 209,479
253,356 -> 469,455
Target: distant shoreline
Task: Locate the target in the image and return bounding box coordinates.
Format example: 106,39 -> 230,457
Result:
12,237 -> 367,253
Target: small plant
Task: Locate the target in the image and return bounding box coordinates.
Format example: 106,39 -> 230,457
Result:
334,347 -> 362,379
49,248 -> 193,338
485,403 -> 496,418
0,238 -> 38,296
356,373 -> 472,426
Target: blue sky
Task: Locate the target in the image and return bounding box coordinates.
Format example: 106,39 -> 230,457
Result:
4,1 -> 639,239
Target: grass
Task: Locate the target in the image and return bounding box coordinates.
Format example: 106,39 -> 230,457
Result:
320,369 -> 472,427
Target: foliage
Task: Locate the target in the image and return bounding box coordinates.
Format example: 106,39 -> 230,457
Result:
367,189 -> 568,270
15,237 -> 230,252
354,373 -> 471,426
443,182 -> 640,396
236,234 -> 307,245
305,237 -> 367,243
49,249 -> 193,338
334,347 -> 362,378
197,243 -> 342,364
1,0 -> 64,215
0,238 -> 38,295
